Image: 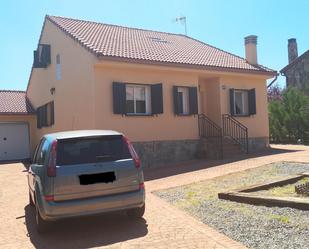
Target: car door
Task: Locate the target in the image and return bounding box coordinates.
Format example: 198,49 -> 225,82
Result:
28,139 -> 44,194
28,138 -> 49,195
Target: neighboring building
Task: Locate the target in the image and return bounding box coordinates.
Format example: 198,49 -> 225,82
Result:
0,90 -> 35,161
1,15 -> 276,167
280,39 -> 309,92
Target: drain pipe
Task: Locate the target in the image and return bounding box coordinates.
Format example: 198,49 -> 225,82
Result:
267,73 -> 279,88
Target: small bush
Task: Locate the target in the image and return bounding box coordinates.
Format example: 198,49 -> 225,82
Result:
268,86 -> 309,144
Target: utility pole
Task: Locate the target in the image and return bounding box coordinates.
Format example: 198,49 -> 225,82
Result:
175,16 -> 187,35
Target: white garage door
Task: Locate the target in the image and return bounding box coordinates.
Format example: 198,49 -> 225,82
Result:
0,123 -> 30,161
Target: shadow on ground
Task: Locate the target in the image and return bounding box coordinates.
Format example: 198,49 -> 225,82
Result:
24,205 -> 148,249
144,147 -> 303,181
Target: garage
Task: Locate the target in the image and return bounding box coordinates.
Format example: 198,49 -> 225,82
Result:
0,90 -> 36,162
0,122 -> 30,161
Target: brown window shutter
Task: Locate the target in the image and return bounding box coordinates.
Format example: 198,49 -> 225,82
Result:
248,88 -> 256,115
41,44 -> 51,67
229,88 -> 235,115
37,107 -> 41,128
189,87 -> 198,115
151,83 -> 163,114
50,101 -> 55,125
173,86 -> 179,115
112,82 -> 126,114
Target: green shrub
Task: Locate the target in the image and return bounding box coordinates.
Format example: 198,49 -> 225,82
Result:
268,86 -> 309,143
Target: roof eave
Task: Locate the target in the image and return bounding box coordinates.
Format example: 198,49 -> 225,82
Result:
97,54 -> 277,77
280,50 -> 309,74
0,112 -> 36,116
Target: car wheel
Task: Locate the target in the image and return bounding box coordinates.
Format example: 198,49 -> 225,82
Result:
29,192 -> 34,206
126,204 -> 145,218
35,203 -> 49,233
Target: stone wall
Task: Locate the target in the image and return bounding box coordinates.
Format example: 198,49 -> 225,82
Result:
133,137 -> 269,169
248,137 -> 269,151
285,55 -> 309,92
133,140 -> 200,169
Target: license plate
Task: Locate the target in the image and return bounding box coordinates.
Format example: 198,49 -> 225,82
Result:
79,172 -> 116,185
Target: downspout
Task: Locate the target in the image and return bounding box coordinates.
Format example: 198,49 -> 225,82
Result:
267,73 -> 279,88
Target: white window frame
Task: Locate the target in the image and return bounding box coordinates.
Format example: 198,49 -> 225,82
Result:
125,84 -> 151,115
234,90 -> 249,116
177,87 -> 190,115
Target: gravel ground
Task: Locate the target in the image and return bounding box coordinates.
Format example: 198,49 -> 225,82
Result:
155,162 -> 309,249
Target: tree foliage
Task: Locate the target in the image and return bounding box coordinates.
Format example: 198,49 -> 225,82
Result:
268,86 -> 309,143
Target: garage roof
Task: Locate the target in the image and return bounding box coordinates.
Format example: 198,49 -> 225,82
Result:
0,90 -> 35,115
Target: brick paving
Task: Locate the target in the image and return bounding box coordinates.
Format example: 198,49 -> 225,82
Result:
1,144 -> 308,248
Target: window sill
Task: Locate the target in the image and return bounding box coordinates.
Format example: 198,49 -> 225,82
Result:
125,113 -> 153,117
231,114 -> 251,117
176,114 -> 194,117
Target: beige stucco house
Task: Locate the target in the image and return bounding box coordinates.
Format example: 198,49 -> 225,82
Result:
1,15 -> 276,166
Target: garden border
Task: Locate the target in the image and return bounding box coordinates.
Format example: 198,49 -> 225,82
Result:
218,172 -> 309,210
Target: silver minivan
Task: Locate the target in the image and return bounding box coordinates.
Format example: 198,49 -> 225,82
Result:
28,130 -> 145,233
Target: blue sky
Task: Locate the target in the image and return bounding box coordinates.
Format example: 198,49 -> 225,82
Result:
0,0 -> 308,90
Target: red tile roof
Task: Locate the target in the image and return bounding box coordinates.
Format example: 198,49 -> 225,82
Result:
0,90 -> 35,115
47,15 -> 275,75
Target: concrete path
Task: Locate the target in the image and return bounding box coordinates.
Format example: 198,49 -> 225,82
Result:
0,144 -> 308,248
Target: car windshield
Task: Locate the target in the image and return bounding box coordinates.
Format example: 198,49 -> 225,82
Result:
56,135 -> 131,165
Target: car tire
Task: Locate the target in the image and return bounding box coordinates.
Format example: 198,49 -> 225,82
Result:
126,204 -> 145,218
29,192 -> 34,206
35,203 -> 49,234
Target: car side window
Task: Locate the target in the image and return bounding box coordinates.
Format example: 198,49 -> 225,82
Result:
34,139 -> 49,165
40,140 -> 50,166
33,139 -> 44,164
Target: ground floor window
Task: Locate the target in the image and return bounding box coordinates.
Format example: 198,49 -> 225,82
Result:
176,87 -> 190,115
125,85 -> 151,114
234,90 -> 249,115
37,101 -> 54,128
230,88 -> 256,116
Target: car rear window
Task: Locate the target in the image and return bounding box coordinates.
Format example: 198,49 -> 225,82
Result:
56,135 -> 131,166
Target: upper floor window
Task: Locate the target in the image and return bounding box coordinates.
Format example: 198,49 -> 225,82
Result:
56,54 -> 61,80
37,101 -> 54,128
230,88 -> 256,116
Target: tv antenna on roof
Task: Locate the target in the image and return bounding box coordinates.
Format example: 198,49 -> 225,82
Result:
174,16 -> 187,35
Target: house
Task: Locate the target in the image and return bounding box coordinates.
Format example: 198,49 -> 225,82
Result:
1,15 -> 276,167
280,39 -> 309,93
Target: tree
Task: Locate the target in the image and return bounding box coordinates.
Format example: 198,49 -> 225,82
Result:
267,84 -> 282,102
268,87 -> 309,143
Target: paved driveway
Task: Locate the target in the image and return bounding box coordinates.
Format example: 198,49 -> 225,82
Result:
1,144 -> 309,249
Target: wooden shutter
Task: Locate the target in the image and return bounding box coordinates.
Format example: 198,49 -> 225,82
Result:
151,83 -> 163,114
42,104 -> 48,127
173,86 -> 179,115
189,87 -> 198,115
229,88 -> 235,115
248,88 -> 256,115
112,82 -> 126,114
33,50 -> 40,68
41,44 -> 51,67
50,101 -> 55,125
37,107 -> 42,128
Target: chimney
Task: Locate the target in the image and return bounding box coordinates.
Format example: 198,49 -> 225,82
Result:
288,38 -> 298,64
244,35 -> 258,65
